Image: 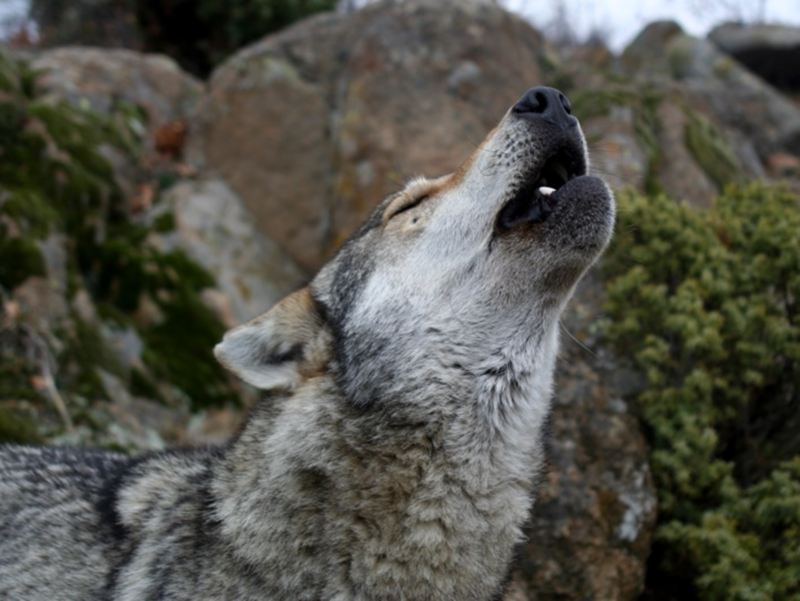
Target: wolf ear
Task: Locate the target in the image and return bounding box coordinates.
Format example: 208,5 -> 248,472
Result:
214,287 -> 330,390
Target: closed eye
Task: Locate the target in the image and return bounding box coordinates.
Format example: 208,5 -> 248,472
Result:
384,194 -> 429,222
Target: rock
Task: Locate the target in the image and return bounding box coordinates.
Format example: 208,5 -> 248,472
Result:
11,233 -> 69,333
606,22 -> 800,201
583,104 -> 649,192
768,151 -> 800,176
653,101 -> 719,206
620,20 -> 685,77
512,272 -> 658,600
151,178 -> 305,325
32,47 -> 204,137
622,23 -> 800,166
191,0 -> 548,271
709,23 -> 800,93
31,47 -> 206,205
11,277 -> 69,341
101,325 -> 145,372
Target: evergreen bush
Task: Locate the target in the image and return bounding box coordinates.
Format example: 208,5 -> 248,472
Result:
603,185 -> 800,599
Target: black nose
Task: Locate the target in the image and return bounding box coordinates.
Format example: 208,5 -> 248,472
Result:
512,86 -> 577,131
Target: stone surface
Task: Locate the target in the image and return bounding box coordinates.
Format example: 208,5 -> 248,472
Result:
511,271 -> 658,600
583,104 -> 649,192
622,23 -> 800,166
191,0 -> 548,270
32,47 -> 204,137
151,178 -> 305,325
652,100 -> 718,206
620,20 -> 685,77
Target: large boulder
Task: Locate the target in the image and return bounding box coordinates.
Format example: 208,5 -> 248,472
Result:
26,47 -> 304,328
622,21 -> 800,167
709,22 -> 800,93
32,47 -> 203,138
190,0 -> 549,271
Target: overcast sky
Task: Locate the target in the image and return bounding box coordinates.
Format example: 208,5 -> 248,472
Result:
508,0 -> 800,50
2,0 -> 800,51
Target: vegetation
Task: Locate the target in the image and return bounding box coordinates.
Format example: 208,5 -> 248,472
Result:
603,184 -> 800,600
0,49 -> 238,447
29,0 -> 337,77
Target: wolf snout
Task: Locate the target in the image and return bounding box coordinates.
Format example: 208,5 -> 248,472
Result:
512,86 -> 578,132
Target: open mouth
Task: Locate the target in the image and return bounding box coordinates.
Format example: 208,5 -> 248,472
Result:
497,145 -> 586,230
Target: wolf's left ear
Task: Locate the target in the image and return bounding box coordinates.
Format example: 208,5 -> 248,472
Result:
214,287 -> 331,390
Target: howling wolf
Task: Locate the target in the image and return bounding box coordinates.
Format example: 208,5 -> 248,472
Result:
0,86 -> 614,600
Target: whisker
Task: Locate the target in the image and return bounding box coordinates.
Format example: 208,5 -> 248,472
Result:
559,320 -> 598,359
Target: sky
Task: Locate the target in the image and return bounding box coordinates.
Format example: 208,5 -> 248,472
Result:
1,0 -> 800,51
508,0 -> 800,51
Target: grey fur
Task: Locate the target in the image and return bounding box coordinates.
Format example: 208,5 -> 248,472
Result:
0,88 -> 615,600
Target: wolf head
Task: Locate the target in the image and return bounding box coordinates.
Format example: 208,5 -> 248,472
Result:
215,87 -> 614,413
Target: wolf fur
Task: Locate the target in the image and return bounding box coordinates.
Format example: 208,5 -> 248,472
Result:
0,87 -> 614,600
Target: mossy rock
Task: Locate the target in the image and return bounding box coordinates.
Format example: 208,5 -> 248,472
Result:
1,48 -> 242,442
569,84 -> 665,194
684,109 -> 743,189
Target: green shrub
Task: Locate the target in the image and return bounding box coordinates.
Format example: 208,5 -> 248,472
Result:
603,184 -> 800,599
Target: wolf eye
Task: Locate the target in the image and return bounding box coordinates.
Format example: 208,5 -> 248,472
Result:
386,195 -> 428,221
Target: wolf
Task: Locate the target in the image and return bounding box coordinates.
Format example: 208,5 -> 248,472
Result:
0,86 -> 614,600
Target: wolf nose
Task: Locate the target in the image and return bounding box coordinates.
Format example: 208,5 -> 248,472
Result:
512,86 -> 577,131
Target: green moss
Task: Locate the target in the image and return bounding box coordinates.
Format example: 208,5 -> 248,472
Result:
73,316 -> 126,380
137,251 -> 236,410
570,87 -> 640,122
0,354 -> 45,444
0,100 -> 27,139
152,211 -> 176,233
602,184 -> 800,599
0,407 -> 42,444
155,171 -> 180,192
51,315 -> 126,404
667,40 -> 693,79
88,242 -> 235,410
0,48 -> 242,444
91,238 -> 152,313
143,294 -> 237,410
96,302 -> 135,328
569,85 -> 665,194
0,354 -> 41,403
129,367 -> 165,403
0,237 -> 46,290
2,189 -> 60,238
684,110 -> 743,190
0,47 -> 39,97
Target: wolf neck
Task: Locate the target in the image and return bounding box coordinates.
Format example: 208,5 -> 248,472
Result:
211,325 -> 558,597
